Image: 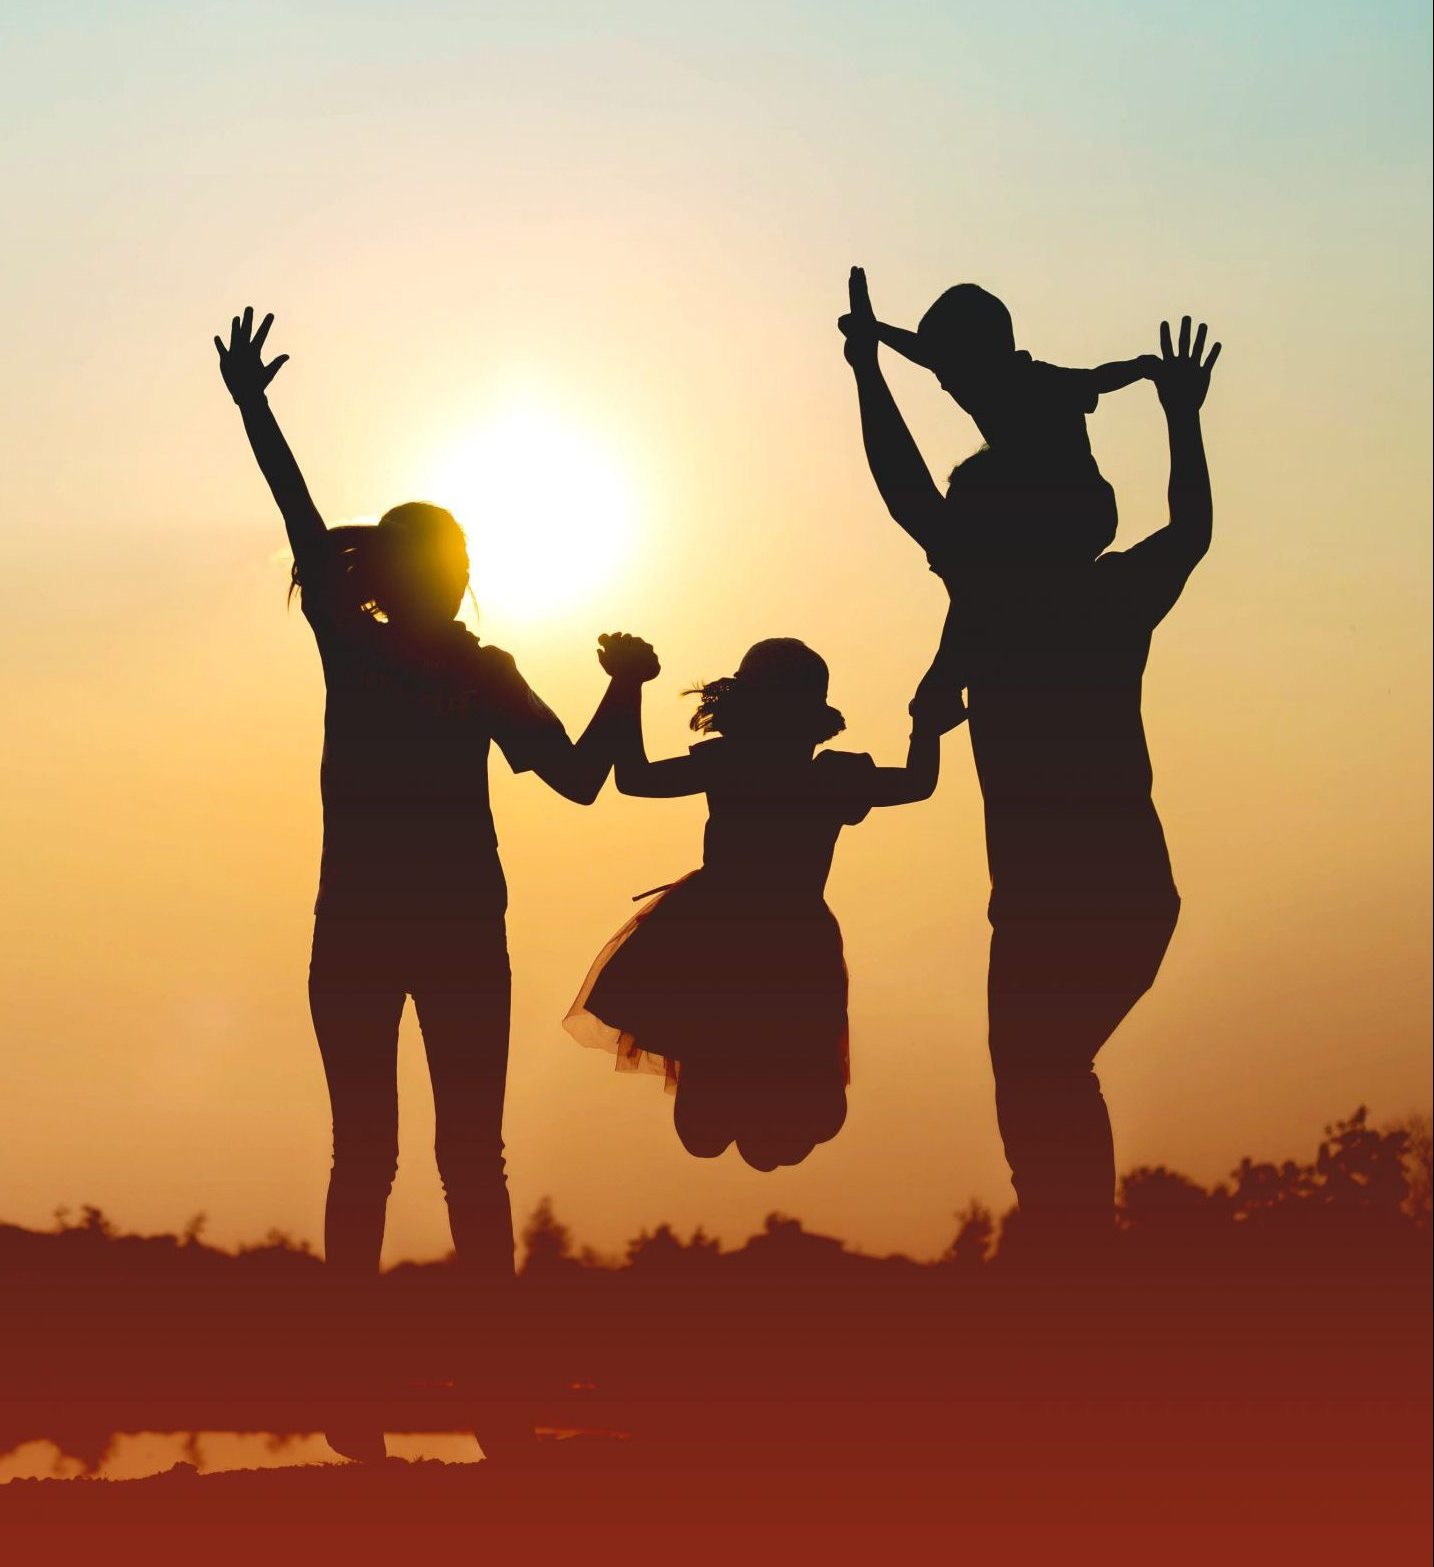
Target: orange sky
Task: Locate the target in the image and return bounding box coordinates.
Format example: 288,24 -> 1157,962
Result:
1,2 -> 1430,1262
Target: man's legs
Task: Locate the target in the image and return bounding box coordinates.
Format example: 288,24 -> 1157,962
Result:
987,908 -> 1178,1257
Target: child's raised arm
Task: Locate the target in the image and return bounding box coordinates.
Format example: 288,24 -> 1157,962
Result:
1089,354 -> 1161,395
214,308 -> 327,576
866,679 -> 946,808
600,637 -> 704,799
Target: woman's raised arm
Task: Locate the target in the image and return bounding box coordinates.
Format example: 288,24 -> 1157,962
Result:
214,308 -> 327,576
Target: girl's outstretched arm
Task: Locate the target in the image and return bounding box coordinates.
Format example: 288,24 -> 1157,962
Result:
529,634 -> 668,805
839,268 -> 946,552
868,695 -> 943,808
214,308 -> 326,575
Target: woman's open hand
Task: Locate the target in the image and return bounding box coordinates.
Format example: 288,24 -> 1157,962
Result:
214,307 -> 289,407
1150,316 -> 1220,417
597,633 -> 660,685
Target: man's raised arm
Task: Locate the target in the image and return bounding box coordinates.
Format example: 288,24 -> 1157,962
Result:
839,267 -> 947,553
1110,316 -> 1221,624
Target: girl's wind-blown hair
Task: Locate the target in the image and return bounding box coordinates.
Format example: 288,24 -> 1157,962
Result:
687,638 -> 846,745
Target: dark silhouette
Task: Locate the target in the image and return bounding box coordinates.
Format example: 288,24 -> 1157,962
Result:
565,637 -> 947,1170
213,308 -> 656,1457
841,276 -> 1221,1256
846,273 -> 1162,726
2,1110 -> 1428,1562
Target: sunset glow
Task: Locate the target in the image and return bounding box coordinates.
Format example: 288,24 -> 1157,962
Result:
427,403 -> 638,624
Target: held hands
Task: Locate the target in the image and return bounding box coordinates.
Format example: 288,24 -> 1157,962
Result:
597,632 -> 660,686
1150,315 -> 1221,417
837,266 -> 880,367
214,307 -> 289,407
909,670 -> 968,735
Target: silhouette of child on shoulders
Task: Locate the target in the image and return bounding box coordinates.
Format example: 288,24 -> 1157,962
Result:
839,268 -> 1158,724
566,636 -> 948,1172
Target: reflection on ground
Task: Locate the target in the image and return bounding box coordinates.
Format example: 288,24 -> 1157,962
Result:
0,1431 -> 481,1483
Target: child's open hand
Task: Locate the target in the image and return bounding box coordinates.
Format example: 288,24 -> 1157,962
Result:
1150,316 -> 1221,417
214,307 -> 288,407
838,266 -> 880,366
598,633 -> 660,685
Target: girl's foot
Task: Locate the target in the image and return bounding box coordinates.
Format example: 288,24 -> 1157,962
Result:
737,1133 -> 817,1171
674,1068 -> 739,1158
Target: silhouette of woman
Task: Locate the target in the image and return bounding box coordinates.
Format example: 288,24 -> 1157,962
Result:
566,637 -> 947,1170
841,281 -> 1221,1257
213,308 -> 655,1454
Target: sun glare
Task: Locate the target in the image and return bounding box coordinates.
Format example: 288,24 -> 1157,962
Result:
424,402 -> 637,625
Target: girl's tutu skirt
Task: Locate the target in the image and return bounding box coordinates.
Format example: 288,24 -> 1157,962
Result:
565,871 -> 851,1167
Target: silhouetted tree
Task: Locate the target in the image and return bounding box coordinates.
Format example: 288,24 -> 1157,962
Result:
1397,1114 -> 1432,1229
520,1198 -> 575,1274
945,1201 -> 995,1268
626,1224 -> 724,1270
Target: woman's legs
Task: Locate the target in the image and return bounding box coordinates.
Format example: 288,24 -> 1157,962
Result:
410,920 -> 515,1289
307,917 -> 406,1462
308,919 -> 406,1281
987,906 -> 1179,1255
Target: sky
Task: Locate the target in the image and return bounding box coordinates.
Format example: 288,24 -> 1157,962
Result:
1,0 -> 1430,1263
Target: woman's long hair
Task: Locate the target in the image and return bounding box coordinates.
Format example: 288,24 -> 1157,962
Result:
287,505 -> 468,620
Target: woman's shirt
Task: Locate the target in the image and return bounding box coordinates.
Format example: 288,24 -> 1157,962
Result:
690,739 -> 877,900
301,563 -> 566,922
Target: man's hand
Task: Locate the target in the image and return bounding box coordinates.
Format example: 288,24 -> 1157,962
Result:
214,306 -> 289,407
909,671 -> 968,736
838,266 -> 880,367
1150,316 -> 1220,417
597,632 -> 660,685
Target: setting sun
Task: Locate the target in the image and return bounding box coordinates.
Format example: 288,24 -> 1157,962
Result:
425,401 -> 638,624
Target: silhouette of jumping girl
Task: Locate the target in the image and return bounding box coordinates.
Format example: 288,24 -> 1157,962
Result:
214,308 -> 654,1455
841,279 -> 1221,1257
566,637 -> 946,1170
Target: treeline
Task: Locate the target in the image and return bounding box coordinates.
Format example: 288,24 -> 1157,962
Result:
13,1105 -> 1429,1282
1,1107 -> 1429,1476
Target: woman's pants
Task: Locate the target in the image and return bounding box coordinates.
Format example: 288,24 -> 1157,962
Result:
987,901 -> 1179,1254
308,912 -> 514,1290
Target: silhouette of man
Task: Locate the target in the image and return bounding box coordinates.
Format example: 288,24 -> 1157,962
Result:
842,283 -> 1220,1256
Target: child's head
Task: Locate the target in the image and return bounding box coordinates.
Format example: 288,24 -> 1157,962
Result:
945,448 -> 1117,567
916,284 -> 1017,394
689,638 -> 845,746
293,502 -> 470,626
